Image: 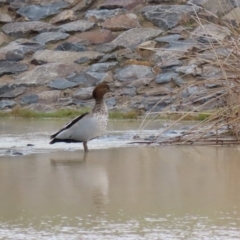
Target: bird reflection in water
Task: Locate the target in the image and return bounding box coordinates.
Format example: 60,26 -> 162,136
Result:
49,152 -> 109,212
50,152 -> 88,166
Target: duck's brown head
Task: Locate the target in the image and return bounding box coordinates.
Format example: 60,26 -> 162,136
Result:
92,83 -> 110,101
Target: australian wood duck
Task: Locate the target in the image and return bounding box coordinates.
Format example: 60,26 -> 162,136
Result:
50,83 -> 110,153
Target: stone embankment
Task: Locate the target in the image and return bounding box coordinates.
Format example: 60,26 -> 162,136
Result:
0,0 -> 238,113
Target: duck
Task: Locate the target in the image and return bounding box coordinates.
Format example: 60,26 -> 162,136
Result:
50,83 -> 110,153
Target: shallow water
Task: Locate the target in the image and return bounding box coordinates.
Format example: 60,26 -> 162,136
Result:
1,119 -> 240,239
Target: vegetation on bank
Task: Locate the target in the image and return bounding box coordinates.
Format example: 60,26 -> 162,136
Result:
0,107 -> 140,119
0,107 -> 212,120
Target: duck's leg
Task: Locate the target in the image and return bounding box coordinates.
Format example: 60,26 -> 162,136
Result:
83,142 -> 89,153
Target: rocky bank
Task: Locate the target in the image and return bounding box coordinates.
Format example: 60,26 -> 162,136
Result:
0,0 -> 238,113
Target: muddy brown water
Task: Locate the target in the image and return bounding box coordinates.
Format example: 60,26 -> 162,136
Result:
0,119 -> 240,239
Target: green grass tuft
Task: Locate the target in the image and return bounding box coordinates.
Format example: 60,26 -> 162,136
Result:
0,108 -> 89,119
109,110 -> 139,119
0,108 -> 140,119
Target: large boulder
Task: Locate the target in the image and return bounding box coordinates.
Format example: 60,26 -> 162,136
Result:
85,9 -> 126,21
0,100 -> 16,110
0,39 -> 44,61
32,50 -> 103,64
114,65 -> 155,81
0,13 -> 12,23
68,29 -> 116,44
2,21 -> 59,38
49,78 -> 79,90
101,13 -> 140,31
16,62 -> 82,86
60,20 -> 95,32
50,10 -> 77,23
0,87 -> 26,99
99,0 -> 144,10
141,5 -> 199,30
17,1 -> 70,20
0,61 -> 28,76
188,0 -> 235,16
110,28 -> 163,48
32,32 -> 69,45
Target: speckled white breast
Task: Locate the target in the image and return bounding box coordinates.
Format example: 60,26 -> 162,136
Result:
93,101 -> 108,136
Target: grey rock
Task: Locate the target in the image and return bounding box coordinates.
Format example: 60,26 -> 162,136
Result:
156,72 -> 179,84
188,0 -> 234,16
87,62 -> 118,73
0,100 -> 16,110
32,32 -> 69,45
145,86 -> 171,96
67,72 -> 100,86
49,78 -> 78,90
127,78 -> 153,88
2,21 -> 59,38
196,50 -> 217,62
205,83 -> 223,89
71,99 -> 93,107
173,77 -> 184,87
85,72 -> 110,83
0,84 -> 14,95
99,0 -> 144,10
111,28 -> 163,48
0,61 -> 28,76
99,53 -> 117,62
85,9 -> 126,21
58,97 -> 73,106
168,39 -> 202,51
230,0 -> 240,7
74,57 -> 91,64
175,64 -> 202,76
181,86 -> 206,98
16,62 -> 81,86
73,87 -> 94,100
0,87 -> 25,99
25,104 -> 55,112
196,36 -> 218,44
121,87 -> 136,96
0,39 -> 44,61
32,50 -> 103,64
155,34 -> 182,43
105,97 -> 116,108
145,97 -> 173,111
159,59 -> 182,69
17,1 -> 69,21
101,13 -> 140,31
149,0 -> 187,2
55,42 -> 87,52
94,43 -> 117,53
115,65 -> 155,81
50,9 -> 77,24
6,49 -> 24,61
60,20 -> 95,32
141,5 -> 199,30
20,94 -> 39,105
199,66 -> 223,80
0,13 -> 12,23
72,0 -> 95,12
38,90 -> 60,104
0,32 -> 9,46
191,24 -> 231,41
153,40 -> 201,63
8,0 -> 26,10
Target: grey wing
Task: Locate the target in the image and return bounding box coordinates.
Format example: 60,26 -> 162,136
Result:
54,114 -> 100,142
50,112 -> 89,139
